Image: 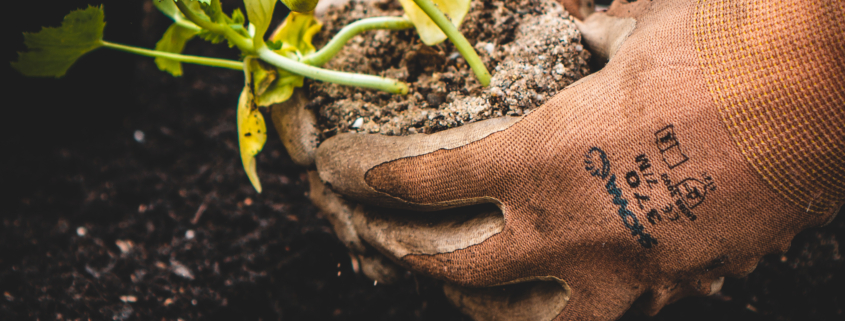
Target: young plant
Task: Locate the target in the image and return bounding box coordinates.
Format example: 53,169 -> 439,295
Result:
12,0 -> 491,193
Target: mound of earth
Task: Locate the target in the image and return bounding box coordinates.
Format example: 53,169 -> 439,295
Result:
310,0 -> 590,138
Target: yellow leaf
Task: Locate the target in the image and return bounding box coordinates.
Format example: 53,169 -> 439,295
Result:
248,54 -> 303,107
279,0 -> 319,13
238,61 -> 268,193
269,11 -> 323,58
398,0 -> 470,46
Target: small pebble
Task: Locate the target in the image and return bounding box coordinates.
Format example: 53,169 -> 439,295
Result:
76,227 -> 87,237
119,295 -> 137,303
170,260 -> 195,280
350,117 -> 364,129
483,42 -> 495,55
115,240 -> 133,254
133,130 -> 145,143
185,230 -> 195,240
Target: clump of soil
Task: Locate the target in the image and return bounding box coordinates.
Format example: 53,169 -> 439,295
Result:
309,0 -> 590,137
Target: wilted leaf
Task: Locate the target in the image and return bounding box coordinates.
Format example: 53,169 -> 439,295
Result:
238,59 -> 269,193
245,12 -> 319,106
11,6 -> 105,77
398,0 -> 470,46
249,59 -> 302,107
154,23 -> 198,76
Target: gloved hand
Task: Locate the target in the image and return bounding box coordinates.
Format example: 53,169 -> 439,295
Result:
308,0 -> 845,320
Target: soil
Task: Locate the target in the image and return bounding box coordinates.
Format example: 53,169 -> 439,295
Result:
2,1 -> 843,321
309,0 -> 590,138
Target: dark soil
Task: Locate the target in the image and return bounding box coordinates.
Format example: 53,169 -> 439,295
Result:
310,0 -> 590,138
2,1 -> 843,321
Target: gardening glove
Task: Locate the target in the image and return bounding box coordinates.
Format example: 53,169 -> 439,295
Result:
269,0 -> 406,283
314,0 -> 845,320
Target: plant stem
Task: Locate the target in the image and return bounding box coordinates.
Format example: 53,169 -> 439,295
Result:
174,0 -> 254,53
412,0 -> 491,86
256,46 -> 408,95
174,19 -> 202,32
102,41 -> 244,70
302,17 -> 414,67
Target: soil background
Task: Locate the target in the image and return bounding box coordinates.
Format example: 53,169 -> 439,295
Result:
2,1 -> 843,320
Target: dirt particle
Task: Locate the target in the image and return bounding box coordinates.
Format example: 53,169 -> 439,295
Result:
115,240 -> 133,254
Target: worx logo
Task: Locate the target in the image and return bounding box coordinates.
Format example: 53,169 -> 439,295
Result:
585,147 -> 659,248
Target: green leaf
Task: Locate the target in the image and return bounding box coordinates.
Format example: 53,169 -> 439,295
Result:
231,8 -> 245,25
238,59 -> 269,193
269,11 -> 322,58
198,29 -> 226,45
280,0 -> 319,13
266,40 -> 283,51
399,0 -> 470,46
199,0 -> 225,23
244,0 -> 277,42
11,5 -> 105,77
154,23 -> 198,76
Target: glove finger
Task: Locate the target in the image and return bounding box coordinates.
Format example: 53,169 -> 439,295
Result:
357,251 -> 403,285
317,116 -> 522,211
604,0 -> 654,20
569,0 -> 655,61
443,278 -> 570,321
557,0 -> 596,21
307,170 -> 366,253
309,170 -> 406,284
574,12 -> 636,60
351,203 -> 550,289
270,89 -> 320,167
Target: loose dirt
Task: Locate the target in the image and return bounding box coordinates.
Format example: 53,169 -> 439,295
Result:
4,1 -> 843,320
309,0 -> 591,138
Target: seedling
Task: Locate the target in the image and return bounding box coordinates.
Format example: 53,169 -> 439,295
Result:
12,0 -> 491,192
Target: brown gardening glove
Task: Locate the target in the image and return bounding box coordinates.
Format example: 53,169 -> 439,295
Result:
268,0 -> 407,283
310,0 -> 845,320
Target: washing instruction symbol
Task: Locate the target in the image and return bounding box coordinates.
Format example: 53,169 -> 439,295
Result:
654,125 -> 689,169
673,175 -> 716,209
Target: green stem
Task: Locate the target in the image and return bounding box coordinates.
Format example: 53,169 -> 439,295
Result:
174,19 -> 202,32
174,0 -> 254,53
412,0 -> 491,86
256,46 -> 408,95
102,41 -> 244,70
302,16 -> 414,67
